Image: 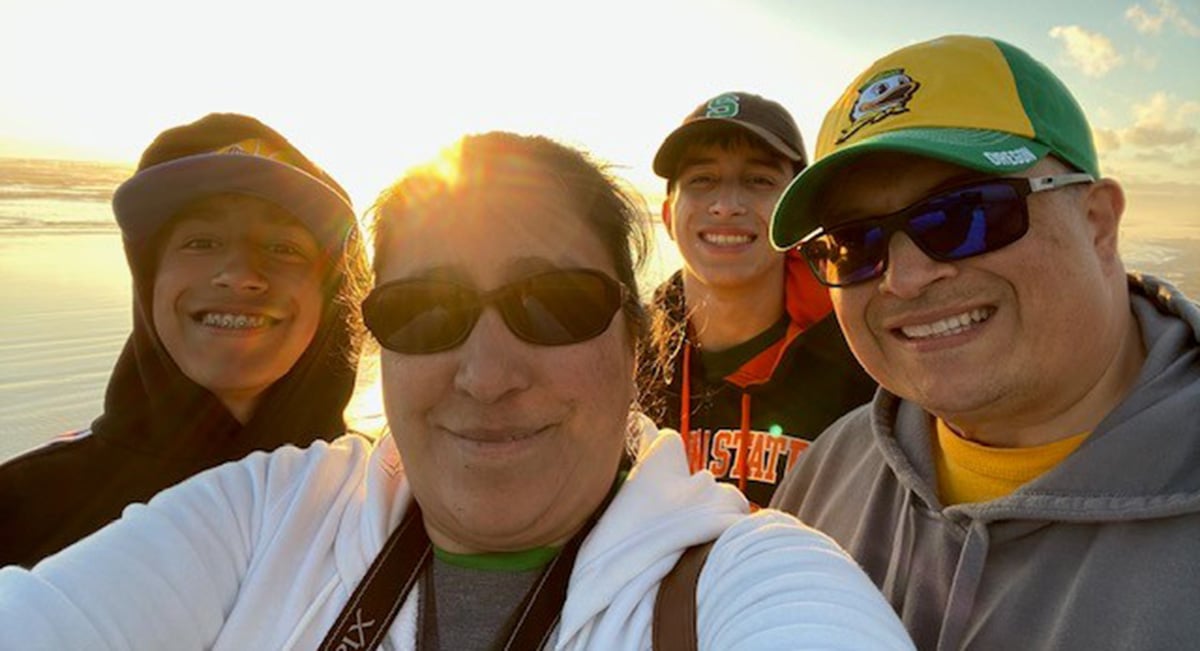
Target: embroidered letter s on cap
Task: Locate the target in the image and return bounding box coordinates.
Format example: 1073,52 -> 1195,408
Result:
653,91 -> 807,179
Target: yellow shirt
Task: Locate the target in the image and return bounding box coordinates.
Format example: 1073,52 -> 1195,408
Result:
933,418 -> 1090,505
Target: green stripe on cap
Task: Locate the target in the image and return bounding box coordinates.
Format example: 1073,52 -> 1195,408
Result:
995,39 -> 1099,178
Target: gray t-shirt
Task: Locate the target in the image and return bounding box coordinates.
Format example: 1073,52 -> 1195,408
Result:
419,555 -> 542,650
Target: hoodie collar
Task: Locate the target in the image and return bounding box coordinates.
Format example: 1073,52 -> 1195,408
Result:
874,274 -> 1200,524
555,426 -> 749,645
650,252 -> 833,388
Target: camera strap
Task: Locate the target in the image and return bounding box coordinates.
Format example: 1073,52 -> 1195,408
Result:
318,497 -> 605,651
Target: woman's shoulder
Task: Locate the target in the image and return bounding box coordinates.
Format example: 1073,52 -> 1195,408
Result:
708,508 -> 849,558
129,433 -> 377,525
255,432 -> 375,467
228,433 -> 376,497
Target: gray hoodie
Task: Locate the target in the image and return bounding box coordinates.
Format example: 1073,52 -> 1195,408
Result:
771,274 -> 1200,651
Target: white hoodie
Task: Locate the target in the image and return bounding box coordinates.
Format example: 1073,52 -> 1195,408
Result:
0,427 -> 913,650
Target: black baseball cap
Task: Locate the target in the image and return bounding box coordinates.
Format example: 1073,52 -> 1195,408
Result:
653,91 -> 807,179
112,113 -> 355,255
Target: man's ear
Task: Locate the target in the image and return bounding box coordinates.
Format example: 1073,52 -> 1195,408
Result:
1085,178 -> 1125,269
661,199 -> 676,241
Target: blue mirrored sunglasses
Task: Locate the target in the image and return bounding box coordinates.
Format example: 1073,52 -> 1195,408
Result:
798,173 -> 1095,287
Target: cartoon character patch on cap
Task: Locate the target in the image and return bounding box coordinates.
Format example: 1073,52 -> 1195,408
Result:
837,69 -> 920,144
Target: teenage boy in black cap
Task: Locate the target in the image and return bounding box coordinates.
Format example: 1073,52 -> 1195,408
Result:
0,113 -> 370,567
638,92 -> 875,506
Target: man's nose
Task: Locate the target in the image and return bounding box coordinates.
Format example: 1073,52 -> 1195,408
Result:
876,232 -> 957,298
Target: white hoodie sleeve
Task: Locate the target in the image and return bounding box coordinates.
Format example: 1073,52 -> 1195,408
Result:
554,430 -> 914,651
0,439 -> 365,650
696,510 -> 915,650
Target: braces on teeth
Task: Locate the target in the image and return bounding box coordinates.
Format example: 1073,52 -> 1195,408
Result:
201,313 -> 267,328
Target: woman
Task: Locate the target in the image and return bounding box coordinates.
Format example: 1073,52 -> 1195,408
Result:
0,132 -> 913,650
0,113 -> 370,567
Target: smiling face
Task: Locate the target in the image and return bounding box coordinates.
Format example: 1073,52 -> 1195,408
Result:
821,152 -> 1136,439
152,194 -> 325,422
664,139 -> 792,295
376,160 -> 636,554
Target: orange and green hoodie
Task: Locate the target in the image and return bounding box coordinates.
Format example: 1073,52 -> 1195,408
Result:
636,252 -> 876,507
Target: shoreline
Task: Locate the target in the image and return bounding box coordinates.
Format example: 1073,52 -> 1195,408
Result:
1,226 -> 1196,462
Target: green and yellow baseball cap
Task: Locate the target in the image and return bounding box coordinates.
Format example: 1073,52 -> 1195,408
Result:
770,34 -> 1100,250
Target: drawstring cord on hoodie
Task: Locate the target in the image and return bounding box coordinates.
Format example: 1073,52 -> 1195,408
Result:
680,346 -> 753,493
681,344 -> 694,473
738,393 -> 751,493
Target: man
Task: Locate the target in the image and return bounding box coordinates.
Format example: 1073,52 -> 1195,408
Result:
770,35 -> 1200,649
639,91 -> 875,506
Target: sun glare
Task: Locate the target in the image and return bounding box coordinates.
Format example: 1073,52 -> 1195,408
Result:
346,353 -> 386,439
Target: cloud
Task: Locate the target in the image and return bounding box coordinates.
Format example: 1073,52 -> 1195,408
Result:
1049,26 -> 1123,77
1125,0 -> 1200,37
1126,92 -> 1199,148
1126,4 -> 1166,33
1127,126 -> 1197,148
1094,128 -> 1122,154
1132,148 -> 1181,164
1094,93 -> 1200,178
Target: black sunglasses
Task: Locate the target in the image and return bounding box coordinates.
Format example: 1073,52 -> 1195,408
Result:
798,173 -> 1095,287
362,268 -> 627,354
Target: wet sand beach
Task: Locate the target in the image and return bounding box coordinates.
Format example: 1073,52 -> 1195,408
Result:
1,232 -> 129,460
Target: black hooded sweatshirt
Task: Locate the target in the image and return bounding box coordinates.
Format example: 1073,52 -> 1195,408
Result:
0,205 -> 361,568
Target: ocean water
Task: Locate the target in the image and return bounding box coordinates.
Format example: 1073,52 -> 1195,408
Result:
1,159 -> 131,460
0,157 -> 1196,462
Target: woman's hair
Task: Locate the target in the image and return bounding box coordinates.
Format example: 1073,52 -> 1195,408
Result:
323,224 -> 372,366
367,131 -> 651,345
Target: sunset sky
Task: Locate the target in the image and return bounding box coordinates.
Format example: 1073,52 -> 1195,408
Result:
1,0 -> 1197,223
